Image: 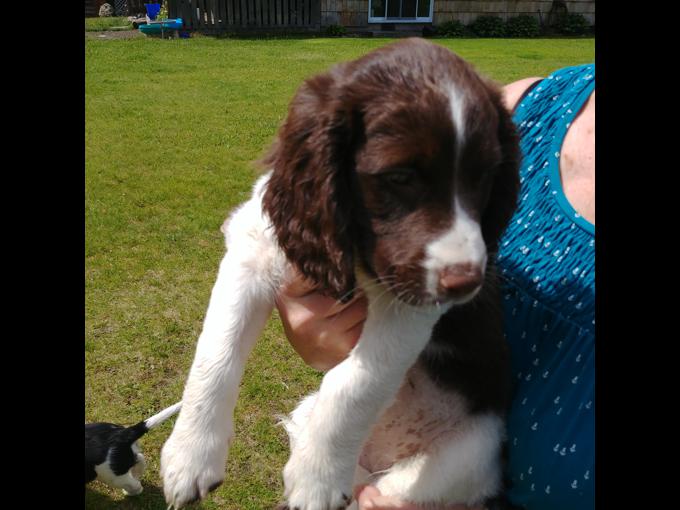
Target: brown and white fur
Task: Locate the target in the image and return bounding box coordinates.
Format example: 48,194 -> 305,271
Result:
160,38 -> 520,510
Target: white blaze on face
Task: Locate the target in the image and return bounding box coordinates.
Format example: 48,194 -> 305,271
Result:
419,83 -> 486,300
423,200 -> 487,299
449,82 -> 468,168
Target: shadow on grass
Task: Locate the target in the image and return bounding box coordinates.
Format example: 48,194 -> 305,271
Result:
86,481 -> 209,510
194,30 -> 346,40
179,29 -> 594,42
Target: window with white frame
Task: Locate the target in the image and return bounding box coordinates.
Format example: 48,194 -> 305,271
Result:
368,0 -> 434,23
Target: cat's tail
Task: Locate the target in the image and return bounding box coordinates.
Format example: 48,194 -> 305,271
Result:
119,402 -> 182,444
144,401 -> 182,430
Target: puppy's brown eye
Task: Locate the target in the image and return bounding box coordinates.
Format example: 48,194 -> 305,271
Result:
488,164 -> 502,176
383,169 -> 415,187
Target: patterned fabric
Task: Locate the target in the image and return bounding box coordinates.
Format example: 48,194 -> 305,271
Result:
498,64 -> 595,510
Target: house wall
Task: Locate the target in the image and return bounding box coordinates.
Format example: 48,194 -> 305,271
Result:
435,1 -> 594,26
321,0 -> 595,28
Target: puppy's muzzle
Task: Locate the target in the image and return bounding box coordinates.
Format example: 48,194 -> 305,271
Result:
437,263 -> 483,300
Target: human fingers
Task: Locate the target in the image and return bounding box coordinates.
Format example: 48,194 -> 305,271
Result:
356,485 -> 417,509
276,293 -> 362,371
278,270 -> 363,319
324,292 -> 368,334
356,486 -> 479,510
278,268 -> 321,298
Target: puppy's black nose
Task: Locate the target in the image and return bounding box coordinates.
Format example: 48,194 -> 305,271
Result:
438,263 -> 483,298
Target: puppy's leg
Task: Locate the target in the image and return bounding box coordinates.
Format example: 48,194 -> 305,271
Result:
282,279 -> 448,510
161,178 -> 286,508
107,472 -> 144,496
374,413 -> 505,507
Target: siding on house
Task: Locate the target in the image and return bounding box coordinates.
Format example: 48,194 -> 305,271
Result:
321,0 -> 594,28
435,1 -> 594,26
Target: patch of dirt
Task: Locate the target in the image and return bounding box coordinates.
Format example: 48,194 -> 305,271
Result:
85,29 -> 144,40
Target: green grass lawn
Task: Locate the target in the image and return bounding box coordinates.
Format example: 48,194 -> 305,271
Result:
85,16 -> 134,31
85,35 -> 594,509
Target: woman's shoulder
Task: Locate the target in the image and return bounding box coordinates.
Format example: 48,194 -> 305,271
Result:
502,77 -> 544,112
502,64 -> 595,113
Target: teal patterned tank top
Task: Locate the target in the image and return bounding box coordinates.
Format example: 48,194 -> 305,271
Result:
498,64 -> 595,510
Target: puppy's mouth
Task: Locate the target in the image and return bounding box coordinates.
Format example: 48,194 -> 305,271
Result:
375,263 -> 484,308
379,280 -> 428,307
427,283 -> 483,307
374,276 -> 482,309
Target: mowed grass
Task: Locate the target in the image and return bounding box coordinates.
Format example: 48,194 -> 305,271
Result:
85,16 -> 134,31
85,36 -> 594,509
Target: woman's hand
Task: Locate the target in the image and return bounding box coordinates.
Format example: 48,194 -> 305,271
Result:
355,485 -> 483,510
276,271 -> 368,371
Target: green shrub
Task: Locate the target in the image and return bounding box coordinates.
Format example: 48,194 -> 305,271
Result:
158,3 -> 169,20
505,15 -> 541,38
555,13 -> 590,35
436,20 -> 466,37
325,24 -> 347,37
469,15 -> 506,37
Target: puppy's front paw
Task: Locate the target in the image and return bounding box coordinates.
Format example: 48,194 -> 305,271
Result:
160,429 -> 228,508
282,451 -> 353,510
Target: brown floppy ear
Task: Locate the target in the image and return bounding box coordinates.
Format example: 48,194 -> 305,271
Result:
481,82 -> 521,253
262,69 -> 360,301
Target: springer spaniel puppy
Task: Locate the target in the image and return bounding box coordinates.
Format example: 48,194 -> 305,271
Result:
160,38 -> 520,510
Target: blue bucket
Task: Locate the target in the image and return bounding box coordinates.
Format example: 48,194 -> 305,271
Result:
145,3 -> 162,20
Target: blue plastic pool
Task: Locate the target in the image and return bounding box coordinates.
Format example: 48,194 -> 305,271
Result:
139,18 -> 184,34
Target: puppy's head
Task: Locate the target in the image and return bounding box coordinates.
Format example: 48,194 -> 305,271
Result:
263,39 -> 519,306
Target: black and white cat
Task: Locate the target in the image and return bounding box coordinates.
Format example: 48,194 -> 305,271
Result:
85,402 -> 181,495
